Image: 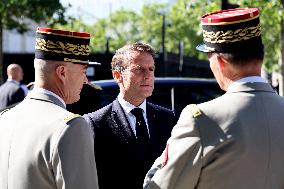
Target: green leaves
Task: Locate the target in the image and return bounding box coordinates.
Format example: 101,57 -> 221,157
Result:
229,0 -> 282,72
1,0 -> 67,32
55,0 -> 283,72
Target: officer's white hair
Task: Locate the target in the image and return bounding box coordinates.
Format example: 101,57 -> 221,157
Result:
34,58 -> 66,81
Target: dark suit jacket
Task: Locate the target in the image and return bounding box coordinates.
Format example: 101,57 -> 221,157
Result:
83,99 -> 178,189
0,80 -> 25,110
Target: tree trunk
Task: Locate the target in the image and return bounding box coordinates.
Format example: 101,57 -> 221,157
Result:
0,25 -> 3,84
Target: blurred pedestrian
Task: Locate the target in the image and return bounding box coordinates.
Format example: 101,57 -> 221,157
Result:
0,27 -> 99,189
144,8 -> 284,189
0,63 -> 26,110
84,42 -> 177,189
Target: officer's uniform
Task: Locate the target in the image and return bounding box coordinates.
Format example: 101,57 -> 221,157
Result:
0,27 -> 99,189
144,80 -> 284,189
143,8 -> 284,189
0,90 -> 98,189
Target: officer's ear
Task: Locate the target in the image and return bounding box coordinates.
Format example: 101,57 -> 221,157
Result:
216,54 -> 226,72
55,64 -> 68,84
216,54 -> 235,78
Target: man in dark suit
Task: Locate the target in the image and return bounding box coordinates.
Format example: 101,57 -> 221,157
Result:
0,64 -> 26,110
84,42 -> 177,189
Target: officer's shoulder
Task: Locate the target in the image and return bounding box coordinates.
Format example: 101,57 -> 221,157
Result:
63,113 -> 82,123
187,104 -> 202,118
83,102 -> 113,125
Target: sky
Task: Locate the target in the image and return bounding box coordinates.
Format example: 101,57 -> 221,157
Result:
60,0 -> 176,24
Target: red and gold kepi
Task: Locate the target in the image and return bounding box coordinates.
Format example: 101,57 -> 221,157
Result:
35,27 -> 99,65
196,8 -> 264,53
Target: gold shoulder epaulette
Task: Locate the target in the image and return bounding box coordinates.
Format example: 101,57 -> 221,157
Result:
188,104 -> 202,118
64,114 -> 81,123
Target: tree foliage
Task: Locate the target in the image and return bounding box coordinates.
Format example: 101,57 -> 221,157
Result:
0,0 -> 67,32
107,10 -> 141,51
59,9 -> 142,53
57,0 -> 284,73
229,0 -> 284,72
166,0 -> 220,59
0,0 -> 68,83
139,3 -> 166,52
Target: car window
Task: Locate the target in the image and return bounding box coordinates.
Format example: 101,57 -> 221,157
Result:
149,82 -> 224,116
97,85 -> 119,107
66,84 -> 102,115
173,83 -> 223,115
148,84 -> 172,110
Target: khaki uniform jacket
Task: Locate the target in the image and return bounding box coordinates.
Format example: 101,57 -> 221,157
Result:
144,82 -> 284,189
0,90 -> 99,189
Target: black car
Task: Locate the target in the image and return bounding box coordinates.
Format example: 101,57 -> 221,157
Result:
67,77 -> 224,116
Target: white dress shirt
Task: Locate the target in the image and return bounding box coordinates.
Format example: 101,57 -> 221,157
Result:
117,94 -> 150,137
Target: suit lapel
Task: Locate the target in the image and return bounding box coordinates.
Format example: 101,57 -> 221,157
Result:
107,99 -> 136,141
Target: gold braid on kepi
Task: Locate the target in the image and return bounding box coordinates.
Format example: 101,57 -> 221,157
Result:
196,8 -> 264,53
35,27 -> 97,65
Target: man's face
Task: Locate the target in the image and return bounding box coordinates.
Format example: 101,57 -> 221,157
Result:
117,51 -> 155,105
65,63 -> 88,104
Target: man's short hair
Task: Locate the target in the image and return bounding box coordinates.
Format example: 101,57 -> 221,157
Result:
111,42 -> 155,72
218,49 -> 264,66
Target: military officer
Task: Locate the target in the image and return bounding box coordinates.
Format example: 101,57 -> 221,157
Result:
144,8 -> 284,189
0,27 -> 99,189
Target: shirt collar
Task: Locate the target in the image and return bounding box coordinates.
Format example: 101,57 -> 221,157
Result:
227,76 -> 267,91
118,94 -> 147,114
31,87 -> 66,108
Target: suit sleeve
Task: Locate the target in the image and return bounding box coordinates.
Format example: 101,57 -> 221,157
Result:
52,117 -> 99,189
10,87 -> 25,105
144,105 -> 203,189
82,113 -> 96,138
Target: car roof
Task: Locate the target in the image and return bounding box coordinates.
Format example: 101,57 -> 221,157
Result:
90,77 -> 218,87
